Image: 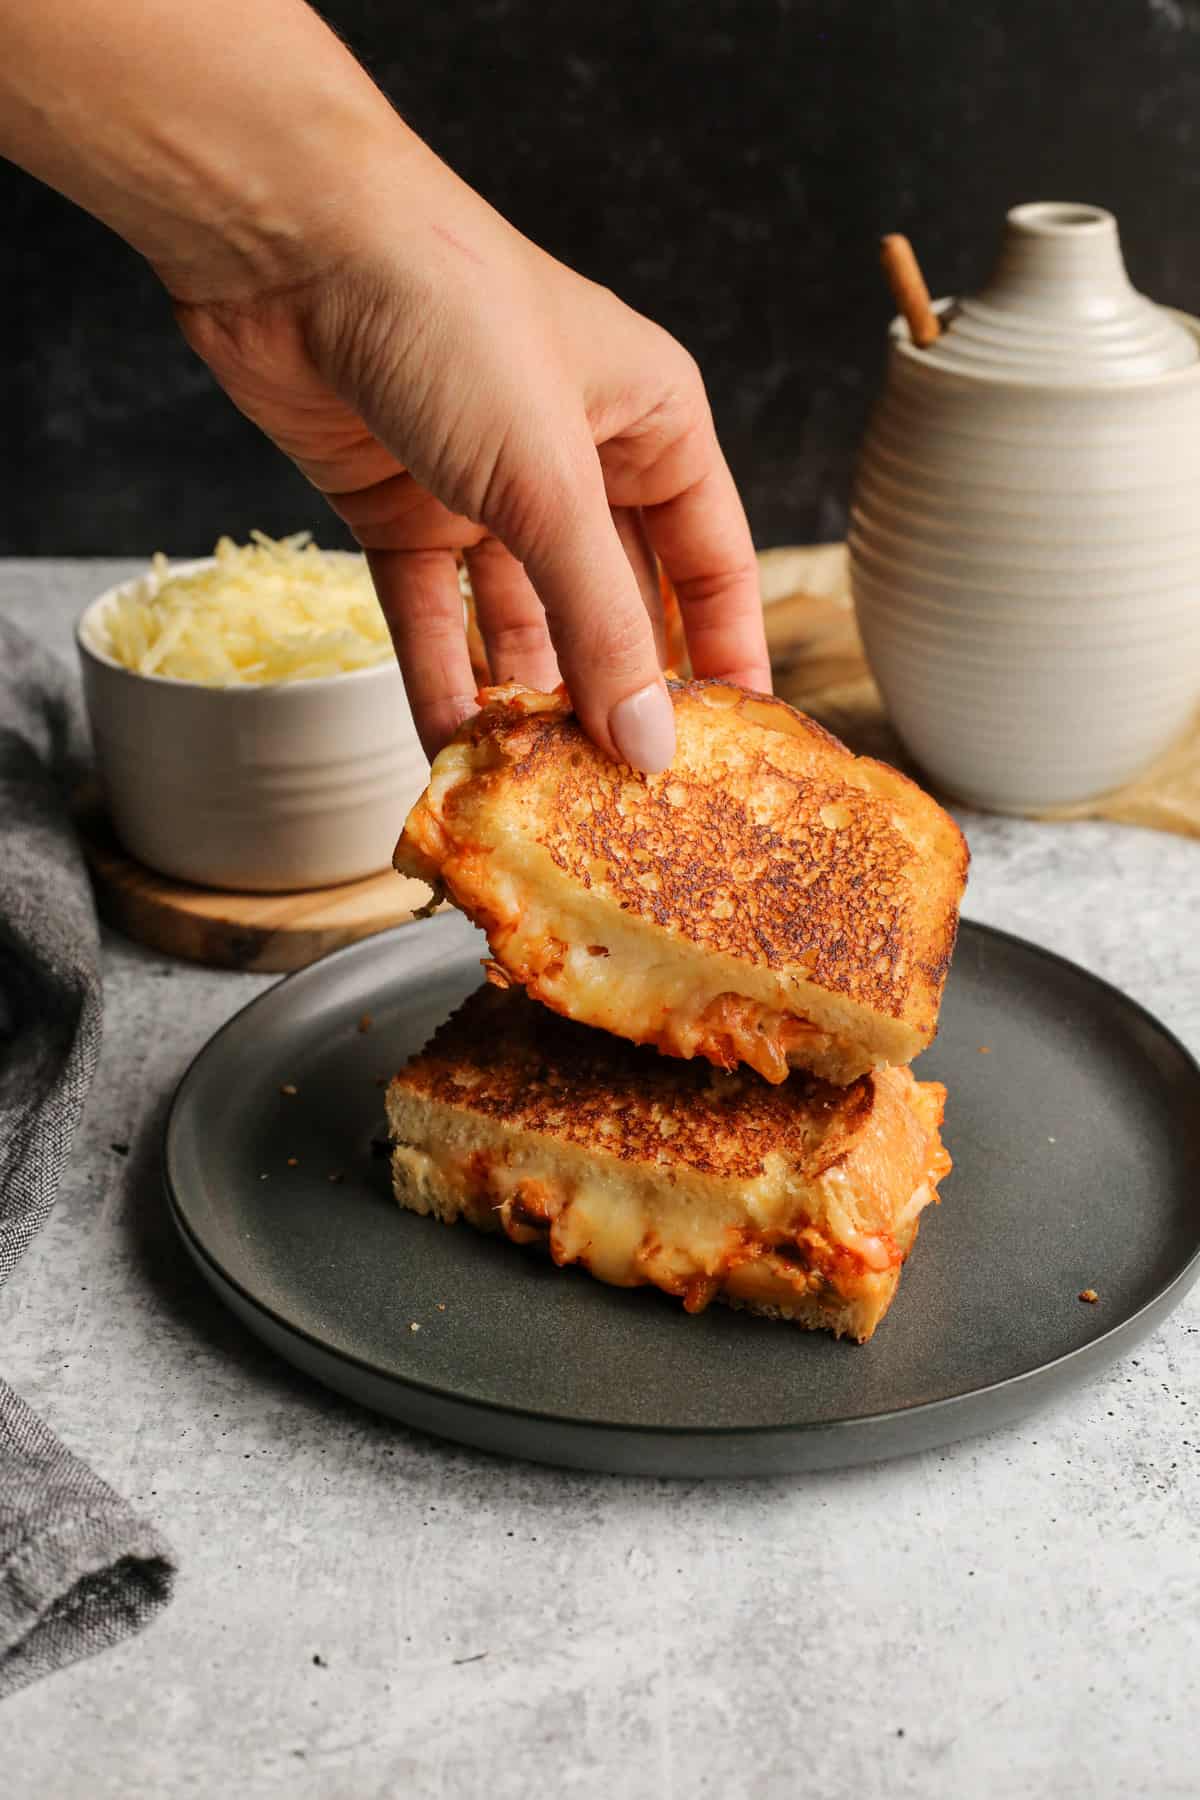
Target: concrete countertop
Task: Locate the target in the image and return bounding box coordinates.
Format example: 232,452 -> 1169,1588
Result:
3,561 -> 1198,1800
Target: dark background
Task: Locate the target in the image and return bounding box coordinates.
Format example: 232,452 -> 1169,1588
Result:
5,0 -> 1200,555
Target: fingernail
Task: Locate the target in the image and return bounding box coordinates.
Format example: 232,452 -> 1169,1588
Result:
610,682 -> 676,774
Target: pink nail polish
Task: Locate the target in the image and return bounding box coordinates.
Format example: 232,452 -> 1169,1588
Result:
610,683 -> 676,774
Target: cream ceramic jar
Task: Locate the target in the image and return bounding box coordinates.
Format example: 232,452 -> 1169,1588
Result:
849,202 -> 1200,812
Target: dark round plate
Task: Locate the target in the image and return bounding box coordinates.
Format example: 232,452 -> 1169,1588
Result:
164,912 -> 1200,1477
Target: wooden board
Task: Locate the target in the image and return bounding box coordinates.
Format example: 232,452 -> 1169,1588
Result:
75,794 -> 436,973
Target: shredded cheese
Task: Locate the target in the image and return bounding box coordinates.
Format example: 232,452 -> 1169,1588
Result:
96,532 -> 392,685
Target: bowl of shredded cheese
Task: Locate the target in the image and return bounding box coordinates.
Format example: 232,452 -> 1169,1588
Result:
77,533 -> 429,892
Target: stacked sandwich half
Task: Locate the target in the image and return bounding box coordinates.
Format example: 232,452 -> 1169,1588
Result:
388,681 -> 968,1343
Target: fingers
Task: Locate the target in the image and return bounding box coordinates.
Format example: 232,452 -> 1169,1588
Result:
466,514 -> 663,695
611,506 -> 670,666
327,469 -> 487,554
515,455 -> 675,773
365,547 -> 477,760
641,449 -> 772,696
463,537 -> 561,691
462,575 -> 492,688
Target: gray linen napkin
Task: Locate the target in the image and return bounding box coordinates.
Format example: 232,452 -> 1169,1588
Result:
0,615 -> 174,1699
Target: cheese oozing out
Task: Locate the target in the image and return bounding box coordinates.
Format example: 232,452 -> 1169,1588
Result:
405,736 -> 913,1087
387,1061 -> 951,1343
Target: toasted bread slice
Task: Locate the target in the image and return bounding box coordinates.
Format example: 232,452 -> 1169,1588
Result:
386,985 -> 951,1343
395,681 -> 968,1085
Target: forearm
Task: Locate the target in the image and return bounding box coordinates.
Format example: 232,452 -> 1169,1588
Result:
0,0 -> 424,298
0,0 -> 767,762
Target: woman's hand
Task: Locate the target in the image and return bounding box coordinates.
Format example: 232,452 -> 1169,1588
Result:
172,169 -> 769,770
0,0 -> 769,770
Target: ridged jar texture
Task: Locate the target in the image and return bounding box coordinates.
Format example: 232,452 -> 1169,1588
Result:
849,203 -> 1200,812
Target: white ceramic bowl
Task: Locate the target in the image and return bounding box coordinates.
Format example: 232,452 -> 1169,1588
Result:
77,560 -> 429,892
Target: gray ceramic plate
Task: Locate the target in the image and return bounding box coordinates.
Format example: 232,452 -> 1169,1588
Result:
164,911 -> 1200,1477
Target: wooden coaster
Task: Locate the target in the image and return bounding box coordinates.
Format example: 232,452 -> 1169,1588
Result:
75,794 -> 435,973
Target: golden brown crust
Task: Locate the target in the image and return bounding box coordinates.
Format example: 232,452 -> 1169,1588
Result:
391,985 -> 947,1235
395,680 -> 968,1079
386,986 -> 950,1342
391,983 -> 890,1182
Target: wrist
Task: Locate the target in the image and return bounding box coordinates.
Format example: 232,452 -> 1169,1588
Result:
146,99 -> 420,306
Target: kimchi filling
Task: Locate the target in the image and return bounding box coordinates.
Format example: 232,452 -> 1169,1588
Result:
442,1149 -> 917,1306
416,831 -> 867,1085
687,993 -> 845,1085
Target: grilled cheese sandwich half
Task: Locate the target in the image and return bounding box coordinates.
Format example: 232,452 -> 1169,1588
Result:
386,985 -> 951,1343
395,681 -> 968,1085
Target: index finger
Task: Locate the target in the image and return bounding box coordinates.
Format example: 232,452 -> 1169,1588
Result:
366,546 -> 478,759
641,452 -> 771,695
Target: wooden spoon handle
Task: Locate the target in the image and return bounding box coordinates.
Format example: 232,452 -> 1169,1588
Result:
880,234 -> 941,348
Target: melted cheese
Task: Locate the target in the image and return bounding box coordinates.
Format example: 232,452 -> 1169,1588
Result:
430,843 -> 877,1087
388,1036 -> 951,1342
391,1131 -> 936,1339
396,731 -> 925,1086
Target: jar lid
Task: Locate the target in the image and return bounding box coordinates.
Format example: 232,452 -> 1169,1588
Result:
911,202 -> 1197,383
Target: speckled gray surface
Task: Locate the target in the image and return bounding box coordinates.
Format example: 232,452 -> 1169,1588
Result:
3,562 -> 1199,1798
